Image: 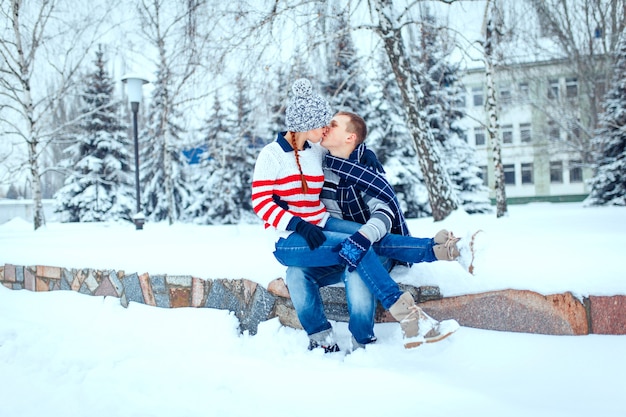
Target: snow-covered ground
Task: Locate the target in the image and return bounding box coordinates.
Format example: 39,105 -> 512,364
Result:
1,202 -> 625,417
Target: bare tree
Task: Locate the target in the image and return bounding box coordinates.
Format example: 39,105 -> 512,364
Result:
0,0 -> 116,229
368,0 -> 458,221
517,0 -> 626,164
482,0 -> 508,218
135,0 -> 219,225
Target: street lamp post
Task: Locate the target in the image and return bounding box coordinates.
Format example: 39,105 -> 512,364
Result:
122,75 -> 149,230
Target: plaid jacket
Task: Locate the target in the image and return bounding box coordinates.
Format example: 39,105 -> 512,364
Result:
324,144 -> 410,238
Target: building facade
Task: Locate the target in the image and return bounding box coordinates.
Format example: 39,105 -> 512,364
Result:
458,58 -> 601,203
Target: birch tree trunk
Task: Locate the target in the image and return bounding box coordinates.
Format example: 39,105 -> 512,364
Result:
2,0 -> 115,229
371,0 -> 457,221
483,0 -> 508,218
9,0 -> 46,229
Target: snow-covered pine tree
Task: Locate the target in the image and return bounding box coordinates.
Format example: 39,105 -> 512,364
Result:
267,67 -> 289,138
585,34 -> 626,206
322,7 -> 371,115
188,90 -> 237,224
415,13 -> 492,214
54,46 -> 134,222
140,63 -> 192,224
192,75 -> 258,224
368,51 -> 431,218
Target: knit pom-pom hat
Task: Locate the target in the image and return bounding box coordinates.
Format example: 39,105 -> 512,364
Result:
285,78 -> 332,132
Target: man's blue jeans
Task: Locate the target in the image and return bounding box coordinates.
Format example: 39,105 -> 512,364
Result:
275,217 -> 437,311
285,263 -> 386,346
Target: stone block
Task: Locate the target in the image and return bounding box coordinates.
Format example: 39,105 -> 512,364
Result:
15,266 -> 24,283
94,272 -> 123,298
110,271 -> 124,296
166,275 -> 192,287
206,279 -> 241,312
589,295 -> 626,335
139,273 -> 157,306
320,286 -> 350,322
60,269 -> 73,291
169,287 -> 191,308
267,278 -> 290,299
151,275 -> 170,308
71,269 -> 87,292
191,277 -> 208,307
205,279 -> 276,335
24,267 -> 35,291
80,269 -> 100,294
239,285 -> 276,335
49,279 -> 60,291
3,264 -> 16,282
416,290 -> 588,335
122,273 -> 144,306
166,275 -> 193,307
35,277 -> 48,291
273,298 -> 302,330
36,265 -> 61,280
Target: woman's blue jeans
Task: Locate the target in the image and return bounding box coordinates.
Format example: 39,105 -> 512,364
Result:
276,217 -> 436,343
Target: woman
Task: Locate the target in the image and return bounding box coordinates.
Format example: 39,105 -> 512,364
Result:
252,79 -> 457,350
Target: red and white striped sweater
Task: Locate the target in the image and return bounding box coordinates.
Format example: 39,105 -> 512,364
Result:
252,134 -> 330,233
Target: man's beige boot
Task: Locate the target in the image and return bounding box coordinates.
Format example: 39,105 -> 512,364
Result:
389,292 -> 438,349
433,230 -> 461,261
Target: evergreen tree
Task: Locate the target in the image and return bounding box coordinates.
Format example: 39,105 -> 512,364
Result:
188,90 -> 236,223
585,35 -> 626,206
368,51 -> 431,218
140,62 -> 192,224
415,14 -> 491,214
370,12 -> 491,217
54,46 -> 134,222
267,67 -> 289,137
322,8 -> 371,115
190,76 -> 257,224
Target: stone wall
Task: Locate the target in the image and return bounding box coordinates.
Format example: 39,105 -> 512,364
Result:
2,263 -> 625,335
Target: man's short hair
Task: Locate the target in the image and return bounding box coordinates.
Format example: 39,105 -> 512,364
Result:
336,111 -> 367,145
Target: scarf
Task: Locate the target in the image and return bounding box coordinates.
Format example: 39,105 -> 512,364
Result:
325,144 -> 410,238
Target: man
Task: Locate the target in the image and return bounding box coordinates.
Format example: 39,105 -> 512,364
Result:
283,111 -> 461,352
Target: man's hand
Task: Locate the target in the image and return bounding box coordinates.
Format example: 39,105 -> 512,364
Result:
334,232 -> 371,272
361,148 -> 385,173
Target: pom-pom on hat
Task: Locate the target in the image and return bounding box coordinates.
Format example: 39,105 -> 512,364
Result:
285,78 -> 332,132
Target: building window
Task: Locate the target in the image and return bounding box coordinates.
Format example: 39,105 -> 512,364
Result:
499,85 -> 512,105
548,121 -> 560,141
520,123 -> 532,143
518,82 -> 529,102
548,78 -> 559,100
504,164 -> 516,185
567,122 -> 581,142
478,165 -> 488,186
566,78 -> 578,98
472,87 -> 484,107
550,161 -> 563,183
502,124 -> 513,144
569,160 -> 583,183
474,127 -> 486,146
521,163 -> 534,184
